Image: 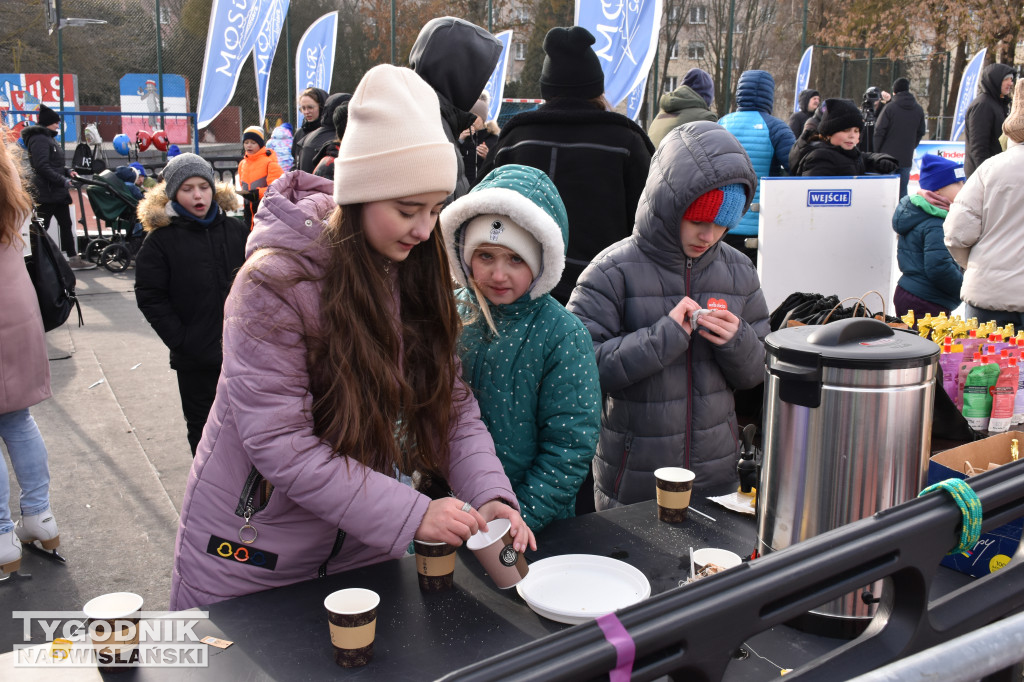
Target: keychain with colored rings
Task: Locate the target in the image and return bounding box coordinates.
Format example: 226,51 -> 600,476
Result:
239,514 -> 258,544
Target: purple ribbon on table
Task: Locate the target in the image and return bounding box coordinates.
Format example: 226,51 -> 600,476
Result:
596,612 -> 635,681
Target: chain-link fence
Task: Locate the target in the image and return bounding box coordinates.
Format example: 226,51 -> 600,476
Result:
806,46 -> 954,141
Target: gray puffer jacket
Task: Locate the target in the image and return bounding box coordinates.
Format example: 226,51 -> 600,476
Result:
567,121 -> 769,509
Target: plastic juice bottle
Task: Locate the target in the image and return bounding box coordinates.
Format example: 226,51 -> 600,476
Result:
1014,351 -> 1024,425
956,351 -> 982,410
989,357 -> 1019,433
962,357 -> 1000,432
939,341 -> 963,404
962,329 -> 984,359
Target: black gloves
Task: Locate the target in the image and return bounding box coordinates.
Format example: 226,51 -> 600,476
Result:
872,154 -> 899,174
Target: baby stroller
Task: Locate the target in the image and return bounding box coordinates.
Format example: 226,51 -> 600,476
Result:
78,170 -> 143,272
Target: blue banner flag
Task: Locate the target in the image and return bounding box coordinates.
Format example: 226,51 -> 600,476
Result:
483,30 -> 513,122
254,0 -> 290,123
950,48 -> 986,142
794,46 -> 813,113
626,75 -> 646,121
196,0 -> 271,128
295,12 -> 338,119
576,0 -> 663,108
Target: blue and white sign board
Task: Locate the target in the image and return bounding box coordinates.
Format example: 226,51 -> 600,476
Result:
295,12 -> 339,121
793,46 -> 813,113
950,48 -> 986,143
908,140 -> 965,196
576,0 -> 663,108
758,175 -> 901,312
119,74 -> 189,142
483,30 -> 513,123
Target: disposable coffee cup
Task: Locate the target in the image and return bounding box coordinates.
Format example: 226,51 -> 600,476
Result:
655,467 -> 695,522
466,518 -> 529,589
82,592 -> 143,673
692,547 -> 742,573
413,540 -> 456,592
324,588 -> 379,667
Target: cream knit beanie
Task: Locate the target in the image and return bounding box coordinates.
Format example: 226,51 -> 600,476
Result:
1002,78 -> 1024,144
334,65 -> 457,205
461,214 -> 542,279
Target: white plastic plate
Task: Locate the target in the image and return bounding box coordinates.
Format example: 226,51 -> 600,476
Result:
516,554 -> 651,625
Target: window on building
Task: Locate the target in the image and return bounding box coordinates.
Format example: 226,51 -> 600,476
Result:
689,5 -> 707,24
668,5 -> 680,21
669,42 -> 679,60
688,42 -> 705,60
665,76 -> 678,92
514,42 -> 526,61
159,6 -> 170,24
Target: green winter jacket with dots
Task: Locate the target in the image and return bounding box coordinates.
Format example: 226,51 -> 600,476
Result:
456,288 -> 601,531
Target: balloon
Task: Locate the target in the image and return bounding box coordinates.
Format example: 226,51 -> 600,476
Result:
151,130 -> 169,152
135,130 -> 152,151
112,133 -> 132,156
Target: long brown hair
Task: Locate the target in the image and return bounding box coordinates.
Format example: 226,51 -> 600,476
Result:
265,203 -> 464,478
0,126 -> 33,247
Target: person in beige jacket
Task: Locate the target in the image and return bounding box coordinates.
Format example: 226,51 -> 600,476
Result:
944,78 -> 1024,328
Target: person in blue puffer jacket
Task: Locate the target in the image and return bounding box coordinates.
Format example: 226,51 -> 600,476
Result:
441,165 -> 601,531
718,70 -> 795,264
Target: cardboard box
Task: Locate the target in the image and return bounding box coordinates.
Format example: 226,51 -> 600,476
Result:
927,431 -> 1024,578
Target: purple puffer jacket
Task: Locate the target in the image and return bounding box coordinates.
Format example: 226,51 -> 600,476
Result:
170,171 -> 517,610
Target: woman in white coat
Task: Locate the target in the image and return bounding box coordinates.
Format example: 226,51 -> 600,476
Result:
944,78 -> 1024,328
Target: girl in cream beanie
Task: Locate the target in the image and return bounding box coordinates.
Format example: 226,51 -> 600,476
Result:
168,63 -> 537,611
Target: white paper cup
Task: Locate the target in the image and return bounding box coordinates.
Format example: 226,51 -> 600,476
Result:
654,467 -> 696,522
324,588 -> 380,667
83,592 -> 143,672
692,547 -> 742,572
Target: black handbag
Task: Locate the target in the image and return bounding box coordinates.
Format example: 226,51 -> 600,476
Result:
24,219 -> 83,332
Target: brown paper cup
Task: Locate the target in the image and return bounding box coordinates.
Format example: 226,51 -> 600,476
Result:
655,467 -> 695,523
413,540 -> 456,592
324,588 -> 380,667
466,518 -> 529,589
83,592 -> 143,673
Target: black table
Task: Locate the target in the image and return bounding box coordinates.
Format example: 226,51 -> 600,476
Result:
116,493 -> 962,679
115,498 -> 972,680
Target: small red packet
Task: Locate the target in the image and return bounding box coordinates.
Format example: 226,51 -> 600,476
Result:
707,298 -> 728,312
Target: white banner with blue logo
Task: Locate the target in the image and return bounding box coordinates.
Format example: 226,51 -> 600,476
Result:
254,0 -> 290,123
950,48 -> 986,143
295,12 -> 338,119
483,30 -> 513,122
626,75 -> 646,121
575,0 -> 663,108
196,0 -> 270,128
793,46 -> 812,113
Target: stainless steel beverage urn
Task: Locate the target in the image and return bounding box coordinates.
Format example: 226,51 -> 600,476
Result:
758,318 -> 939,634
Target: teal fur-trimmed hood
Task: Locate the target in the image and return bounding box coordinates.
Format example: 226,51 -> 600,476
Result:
440,164 -> 568,300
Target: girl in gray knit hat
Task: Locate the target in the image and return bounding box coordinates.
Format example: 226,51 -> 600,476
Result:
133,153 -> 248,456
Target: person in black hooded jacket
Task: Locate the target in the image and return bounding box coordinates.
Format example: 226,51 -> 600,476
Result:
788,89 -> 820,138
480,26 -> 655,306
20,105 -> 95,270
964,63 -> 1014,177
134,154 -> 247,456
791,98 -> 899,177
409,16 -> 502,200
290,87 -> 327,171
296,93 -> 351,174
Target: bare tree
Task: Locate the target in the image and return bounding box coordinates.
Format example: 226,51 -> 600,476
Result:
693,0 -> 789,115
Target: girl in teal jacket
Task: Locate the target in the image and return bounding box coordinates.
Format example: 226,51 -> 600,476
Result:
441,165 -> 601,531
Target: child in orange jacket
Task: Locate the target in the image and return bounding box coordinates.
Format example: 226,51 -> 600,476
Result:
237,126 -> 283,229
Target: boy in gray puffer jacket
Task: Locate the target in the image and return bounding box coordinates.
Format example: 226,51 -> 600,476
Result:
568,121 -> 769,510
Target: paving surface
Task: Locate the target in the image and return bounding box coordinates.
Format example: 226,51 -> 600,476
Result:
2,264 -> 191,652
